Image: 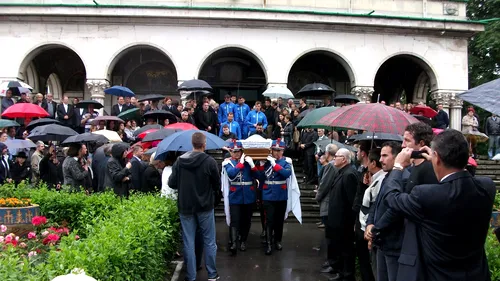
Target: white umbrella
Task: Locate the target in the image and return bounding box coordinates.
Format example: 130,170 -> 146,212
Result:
93,130 -> 122,143
0,81 -> 33,97
262,86 -> 294,99
4,139 -> 36,149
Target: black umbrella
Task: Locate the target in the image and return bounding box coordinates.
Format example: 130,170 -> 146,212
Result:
75,100 -> 104,109
348,132 -> 404,143
186,90 -> 213,101
143,110 -> 177,124
138,94 -> 165,102
61,133 -> 109,146
296,83 -> 335,97
26,118 -> 61,131
142,128 -> 180,142
411,114 -> 432,126
27,124 -> 78,142
133,124 -> 163,136
177,79 -> 212,91
333,94 -> 360,104
458,78 -> 500,115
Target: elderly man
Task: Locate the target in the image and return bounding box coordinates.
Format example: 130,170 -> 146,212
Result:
1,89 -> 15,113
326,148 -> 359,281
57,96 -> 75,127
42,93 -> 58,119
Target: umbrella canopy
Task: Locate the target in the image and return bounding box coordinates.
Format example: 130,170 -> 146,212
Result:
410,105 -> 437,119
138,94 -> 165,102
155,130 -> 226,158
137,128 -> 160,140
142,128 -> 180,142
117,107 -> 140,121
93,130 -> 122,143
144,147 -> 157,156
27,124 -> 78,142
317,103 -> 420,134
91,116 -> 124,125
262,87 -> 294,99
177,79 -> 212,91
61,133 -> 110,146
411,114 -> 433,126
75,100 -> 104,109
104,86 -> 135,97
458,78 -> 500,115
133,124 -> 164,136
314,138 -> 356,152
26,118 -> 61,131
0,81 -> 33,96
347,132 -> 404,143
296,83 -> 335,97
333,95 -> 360,104
463,131 -> 489,143
298,109 -> 313,119
2,103 -> 49,119
143,110 -> 177,124
0,119 -> 20,128
165,122 -> 198,131
4,139 -> 36,149
186,90 -> 213,101
297,107 -> 338,129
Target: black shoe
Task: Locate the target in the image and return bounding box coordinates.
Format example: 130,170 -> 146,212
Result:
320,266 -> 335,273
208,274 -> 220,281
321,261 -> 331,269
275,242 -> 282,251
328,273 -> 343,281
240,241 -> 247,251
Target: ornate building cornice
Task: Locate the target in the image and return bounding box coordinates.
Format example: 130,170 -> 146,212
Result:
351,87 -> 374,103
86,79 -> 109,99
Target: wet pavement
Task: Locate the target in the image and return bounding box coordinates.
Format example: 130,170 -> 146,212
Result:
178,220 -> 335,281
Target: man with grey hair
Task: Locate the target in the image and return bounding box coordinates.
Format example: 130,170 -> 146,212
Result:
325,147 -> 359,281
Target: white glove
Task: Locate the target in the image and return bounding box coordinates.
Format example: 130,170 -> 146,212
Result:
259,160 -> 266,166
245,156 -> 255,168
267,155 -> 276,167
239,153 -> 246,164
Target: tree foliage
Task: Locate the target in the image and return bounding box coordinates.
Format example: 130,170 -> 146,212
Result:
467,0 -> 500,88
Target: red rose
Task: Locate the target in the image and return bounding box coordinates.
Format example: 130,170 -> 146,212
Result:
32,216 -> 47,226
42,233 -> 60,245
56,227 -> 69,235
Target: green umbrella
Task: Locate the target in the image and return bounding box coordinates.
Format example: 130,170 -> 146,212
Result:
0,119 -> 20,128
297,107 -> 338,129
117,108 -> 140,121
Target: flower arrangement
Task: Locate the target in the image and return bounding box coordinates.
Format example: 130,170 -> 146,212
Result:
0,198 -> 31,207
0,216 -> 77,260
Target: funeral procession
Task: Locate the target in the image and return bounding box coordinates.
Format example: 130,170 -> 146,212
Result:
0,0 -> 499,281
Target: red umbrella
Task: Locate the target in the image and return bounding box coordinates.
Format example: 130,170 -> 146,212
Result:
317,103 -> 420,134
137,128 -> 159,139
165,123 -> 198,131
2,103 -> 49,119
410,105 -> 437,118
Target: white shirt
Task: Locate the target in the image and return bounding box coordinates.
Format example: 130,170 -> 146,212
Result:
440,172 -> 458,182
63,103 -> 68,113
118,105 -> 123,112
359,169 -> 388,231
161,166 -> 177,199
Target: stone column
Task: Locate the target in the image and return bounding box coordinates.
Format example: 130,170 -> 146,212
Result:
449,92 -> 464,131
350,86 -> 374,103
86,79 -> 110,116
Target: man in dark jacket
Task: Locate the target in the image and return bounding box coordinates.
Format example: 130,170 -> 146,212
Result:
434,104 -> 449,129
104,143 -> 132,197
300,128 -> 319,184
41,93 -> 58,119
129,146 -> 146,191
195,102 -> 217,134
377,129 -> 495,281
168,132 -> 220,281
485,114 -> 500,159
57,96 -> 75,127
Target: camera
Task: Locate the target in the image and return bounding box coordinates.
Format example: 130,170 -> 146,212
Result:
411,151 -> 426,159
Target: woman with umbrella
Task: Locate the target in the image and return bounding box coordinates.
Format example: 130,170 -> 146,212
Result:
62,143 -> 89,192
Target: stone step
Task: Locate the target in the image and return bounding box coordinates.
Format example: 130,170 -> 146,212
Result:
476,170 -> 500,176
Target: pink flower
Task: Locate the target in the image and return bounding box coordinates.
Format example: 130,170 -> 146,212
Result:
42,233 -> 60,245
19,242 -> 27,248
0,224 -> 6,233
75,235 -> 80,240
41,230 -> 49,237
28,251 -> 37,258
4,235 -> 12,243
31,216 -> 47,226
0,236 -> 4,243
27,232 -> 36,239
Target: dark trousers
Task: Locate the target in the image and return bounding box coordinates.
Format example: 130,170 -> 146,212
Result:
230,203 -> 254,241
376,249 -> 399,281
304,153 -> 316,182
263,200 -> 287,242
328,228 -> 355,279
355,228 -> 375,281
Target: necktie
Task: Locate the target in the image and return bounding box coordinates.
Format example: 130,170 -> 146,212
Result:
2,158 -> 8,178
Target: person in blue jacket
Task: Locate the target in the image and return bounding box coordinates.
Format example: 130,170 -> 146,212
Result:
223,141 -> 259,255
219,112 -> 241,140
245,101 -> 268,138
259,138 -> 291,255
235,96 -> 251,138
218,94 -> 236,124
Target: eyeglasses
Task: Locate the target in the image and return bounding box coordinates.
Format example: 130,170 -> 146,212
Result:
334,155 -> 345,158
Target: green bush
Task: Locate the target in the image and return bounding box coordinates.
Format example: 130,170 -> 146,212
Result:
486,232 -> 500,281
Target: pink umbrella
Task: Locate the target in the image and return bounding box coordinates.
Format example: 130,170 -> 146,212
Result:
432,128 -> 444,135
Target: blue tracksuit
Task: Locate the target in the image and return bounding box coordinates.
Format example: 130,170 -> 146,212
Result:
259,157 -> 291,201
225,159 -> 258,205
245,110 -> 268,137
219,121 -> 241,140
218,102 -> 236,124
235,103 -> 251,137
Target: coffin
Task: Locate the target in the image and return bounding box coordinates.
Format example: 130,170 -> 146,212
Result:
240,135 -> 272,160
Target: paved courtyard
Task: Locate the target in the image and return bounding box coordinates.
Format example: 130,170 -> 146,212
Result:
178,220 -> 333,281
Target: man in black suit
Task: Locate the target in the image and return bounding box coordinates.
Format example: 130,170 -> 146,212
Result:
56,96 -> 74,127
129,146 -> 146,191
111,96 -> 127,116
0,143 -> 11,184
374,130 -> 495,281
434,103 -> 449,129
326,148 -> 359,281
41,93 -> 58,119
